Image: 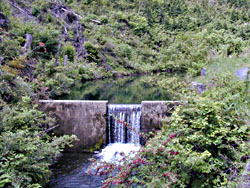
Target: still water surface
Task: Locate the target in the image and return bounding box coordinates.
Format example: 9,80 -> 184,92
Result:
46,153 -> 103,188
61,73 -> 175,103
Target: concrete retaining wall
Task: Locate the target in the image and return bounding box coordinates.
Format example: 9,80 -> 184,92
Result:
39,100 -> 180,151
39,100 -> 108,152
141,101 -> 181,134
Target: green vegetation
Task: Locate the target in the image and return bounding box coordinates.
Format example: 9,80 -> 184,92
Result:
0,0 -> 249,187
94,70 -> 250,188
1,0 -> 249,97
0,95 -> 77,187
196,56 -> 250,82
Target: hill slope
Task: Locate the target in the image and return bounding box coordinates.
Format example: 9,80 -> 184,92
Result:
0,0 -> 249,97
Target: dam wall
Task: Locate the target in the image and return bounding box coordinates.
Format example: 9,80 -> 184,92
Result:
39,100 -> 108,152
39,100 -> 180,151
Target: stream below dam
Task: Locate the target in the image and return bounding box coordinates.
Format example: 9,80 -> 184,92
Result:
46,73 -> 179,188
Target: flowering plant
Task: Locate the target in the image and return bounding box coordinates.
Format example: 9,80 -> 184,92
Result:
89,115 -> 179,188
90,84 -> 249,187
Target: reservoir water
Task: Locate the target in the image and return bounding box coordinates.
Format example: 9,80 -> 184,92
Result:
60,73 -> 175,103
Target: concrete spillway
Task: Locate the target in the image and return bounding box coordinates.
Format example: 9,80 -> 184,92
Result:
39,100 -> 181,152
108,104 -> 141,144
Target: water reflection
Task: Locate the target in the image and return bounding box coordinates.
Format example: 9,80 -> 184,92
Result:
61,74 -> 173,104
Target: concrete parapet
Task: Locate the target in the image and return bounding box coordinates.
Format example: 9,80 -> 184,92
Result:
39,100 -> 108,152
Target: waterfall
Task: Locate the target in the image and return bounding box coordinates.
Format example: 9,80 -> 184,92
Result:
107,104 -> 141,144
97,104 -> 141,163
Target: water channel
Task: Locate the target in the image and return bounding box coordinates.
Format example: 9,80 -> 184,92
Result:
46,73 -> 177,188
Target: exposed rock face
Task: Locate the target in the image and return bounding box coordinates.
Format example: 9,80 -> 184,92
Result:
39,100 -> 108,152
192,82 -> 206,94
141,101 -> 181,134
235,67 -> 249,81
241,161 -> 250,188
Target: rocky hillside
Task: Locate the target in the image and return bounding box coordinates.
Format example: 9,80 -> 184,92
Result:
0,0 -> 249,98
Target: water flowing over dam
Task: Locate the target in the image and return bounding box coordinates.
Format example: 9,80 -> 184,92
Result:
39,100 -> 180,151
108,104 -> 141,144
42,100 -> 181,187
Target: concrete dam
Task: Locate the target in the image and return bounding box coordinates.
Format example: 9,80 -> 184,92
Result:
39,100 -> 180,152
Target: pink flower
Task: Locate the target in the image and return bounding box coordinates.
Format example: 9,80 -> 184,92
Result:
39,42 -> 45,47
169,151 -> 179,155
169,133 -> 176,139
163,173 -> 169,177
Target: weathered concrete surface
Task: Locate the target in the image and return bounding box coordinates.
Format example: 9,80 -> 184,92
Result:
39,100 -> 108,152
141,101 -> 181,134
39,100 -> 181,151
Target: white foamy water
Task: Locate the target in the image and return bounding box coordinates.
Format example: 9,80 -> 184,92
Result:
108,104 -> 141,144
97,143 -> 140,163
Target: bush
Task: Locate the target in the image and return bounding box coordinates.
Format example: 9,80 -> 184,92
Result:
31,0 -> 51,16
128,14 -> 148,36
0,97 -> 77,187
0,39 -> 21,61
84,41 -> 101,63
91,75 -> 250,188
61,43 -> 76,62
0,71 -> 32,102
32,27 -> 60,59
7,55 -> 27,69
115,43 -> 132,60
0,0 -> 11,16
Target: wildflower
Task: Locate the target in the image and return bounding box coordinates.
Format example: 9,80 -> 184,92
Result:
163,173 -> 169,177
39,42 -> 45,47
169,151 -> 179,155
169,133 -> 176,139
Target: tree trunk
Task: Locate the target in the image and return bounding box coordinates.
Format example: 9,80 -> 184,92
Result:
54,42 -> 62,67
23,34 -> 32,54
64,55 -> 68,66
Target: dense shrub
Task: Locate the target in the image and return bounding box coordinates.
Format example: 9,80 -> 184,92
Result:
0,97 -> 77,188
1,1 -> 250,187
32,28 -> 59,59
84,41 -> 101,63
61,42 -> 76,62
92,75 -> 250,188
128,14 -> 149,36
0,39 -> 21,61
0,70 -> 32,103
